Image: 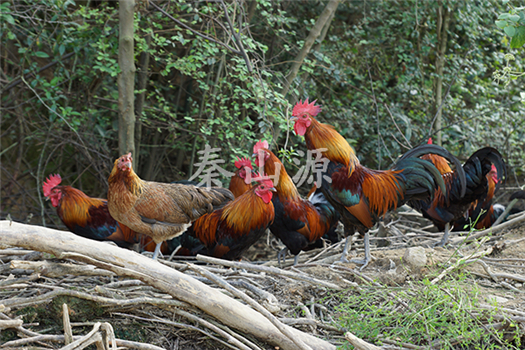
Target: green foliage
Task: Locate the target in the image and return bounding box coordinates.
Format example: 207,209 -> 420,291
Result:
335,276 -> 522,349
2,0 -> 525,225
496,5 -> 525,48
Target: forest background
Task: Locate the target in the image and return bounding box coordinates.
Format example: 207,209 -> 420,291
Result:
1,0 -> 524,229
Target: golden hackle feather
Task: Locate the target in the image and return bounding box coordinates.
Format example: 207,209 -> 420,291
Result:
58,187 -> 106,228
229,171 -> 252,198
262,150 -> 301,202
306,118 -> 359,175
193,187 -> 274,244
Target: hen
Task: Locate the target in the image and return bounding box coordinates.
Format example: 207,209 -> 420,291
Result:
253,140 -> 340,264
107,153 -> 234,259
43,174 -> 142,248
410,139 -> 505,245
292,99 -> 466,267
175,176 -> 276,260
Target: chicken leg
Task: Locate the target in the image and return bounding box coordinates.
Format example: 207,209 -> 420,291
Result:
434,223 -> 450,247
348,231 -> 372,270
152,242 -> 163,260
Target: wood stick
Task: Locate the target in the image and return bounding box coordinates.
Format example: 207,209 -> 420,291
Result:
450,212 -> 525,245
0,221 -> 335,350
62,304 -> 73,345
10,260 -> 115,277
344,332 -> 382,350
0,319 -> 23,330
188,263 -> 314,350
196,255 -> 341,290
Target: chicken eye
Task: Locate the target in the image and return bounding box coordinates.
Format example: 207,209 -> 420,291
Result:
260,186 -> 265,189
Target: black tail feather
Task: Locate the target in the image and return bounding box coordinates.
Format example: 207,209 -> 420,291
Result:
509,190 -> 525,201
399,144 -> 467,198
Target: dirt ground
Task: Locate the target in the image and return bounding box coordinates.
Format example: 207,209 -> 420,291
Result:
2,206 -> 525,349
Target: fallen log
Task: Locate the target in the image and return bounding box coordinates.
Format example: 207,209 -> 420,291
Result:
0,221 -> 335,350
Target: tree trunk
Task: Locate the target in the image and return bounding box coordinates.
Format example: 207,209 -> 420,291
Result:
281,0 -> 341,97
135,32 -> 151,171
118,0 -> 136,157
312,8 -> 336,53
246,0 -> 258,23
433,3 -> 449,147
272,0 -> 341,143
0,221 -> 336,350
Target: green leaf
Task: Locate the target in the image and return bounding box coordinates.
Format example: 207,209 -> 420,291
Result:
509,15 -> 521,22
4,14 -> 14,24
498,13 -> 510,20
34,51 -> 49,58
495,20 -> 508,29
510,26 -> 525,48
59,44 -> 65,56
504,25 -> 516,37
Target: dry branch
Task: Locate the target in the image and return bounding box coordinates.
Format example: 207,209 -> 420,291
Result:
197,254 -> 341,290
344,332 -> 382,350
10,260 -> 115,277
0,221 -> 335,350
0,319 -> 23,329
450,212 -> 525,245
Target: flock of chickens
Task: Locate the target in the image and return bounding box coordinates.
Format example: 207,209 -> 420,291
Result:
43,99 -> 524,268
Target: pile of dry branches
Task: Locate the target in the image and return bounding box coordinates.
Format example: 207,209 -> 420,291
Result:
2,208 -> 525,349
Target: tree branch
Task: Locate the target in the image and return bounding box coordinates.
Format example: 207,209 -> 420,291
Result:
0,221 -> 336,350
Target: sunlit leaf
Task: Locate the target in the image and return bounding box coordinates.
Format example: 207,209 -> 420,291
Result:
510,26 -> 525,48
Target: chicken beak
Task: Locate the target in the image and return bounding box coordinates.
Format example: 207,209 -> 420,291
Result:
290,116 -> 298,122
269,187 -> 277,192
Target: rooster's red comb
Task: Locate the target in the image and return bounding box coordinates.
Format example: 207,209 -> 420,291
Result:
253,140 -> 269,154
43,174 -> 62,197
292,99 -> 321,117
427,138 -> 433,145
491,164 -> 497,173
234,157 -> 253,170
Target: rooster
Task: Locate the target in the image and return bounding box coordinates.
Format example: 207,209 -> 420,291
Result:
107,153 -> 234,259
410,139 -> 505,245
291,99 -> 466,267
229,157 -> 255,198
175,176 -> 276,260
43,174 -> 142,248
452,165 -> 501,231
253,140 -> 340,264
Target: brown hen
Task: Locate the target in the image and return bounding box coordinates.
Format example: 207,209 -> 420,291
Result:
107,153 -> 234,259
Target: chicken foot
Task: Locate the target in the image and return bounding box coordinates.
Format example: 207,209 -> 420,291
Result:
434,223 -> 450,247
277,248 -> 300,266
348,232 -> 372,270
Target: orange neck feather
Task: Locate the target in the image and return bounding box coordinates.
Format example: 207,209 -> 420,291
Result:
58,186 -> 106,227
305,118 -> 359,174
263,152 -> 300,201
229,172 -> 252,198
222,187 -> 275,233
194,187 -> 274,243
